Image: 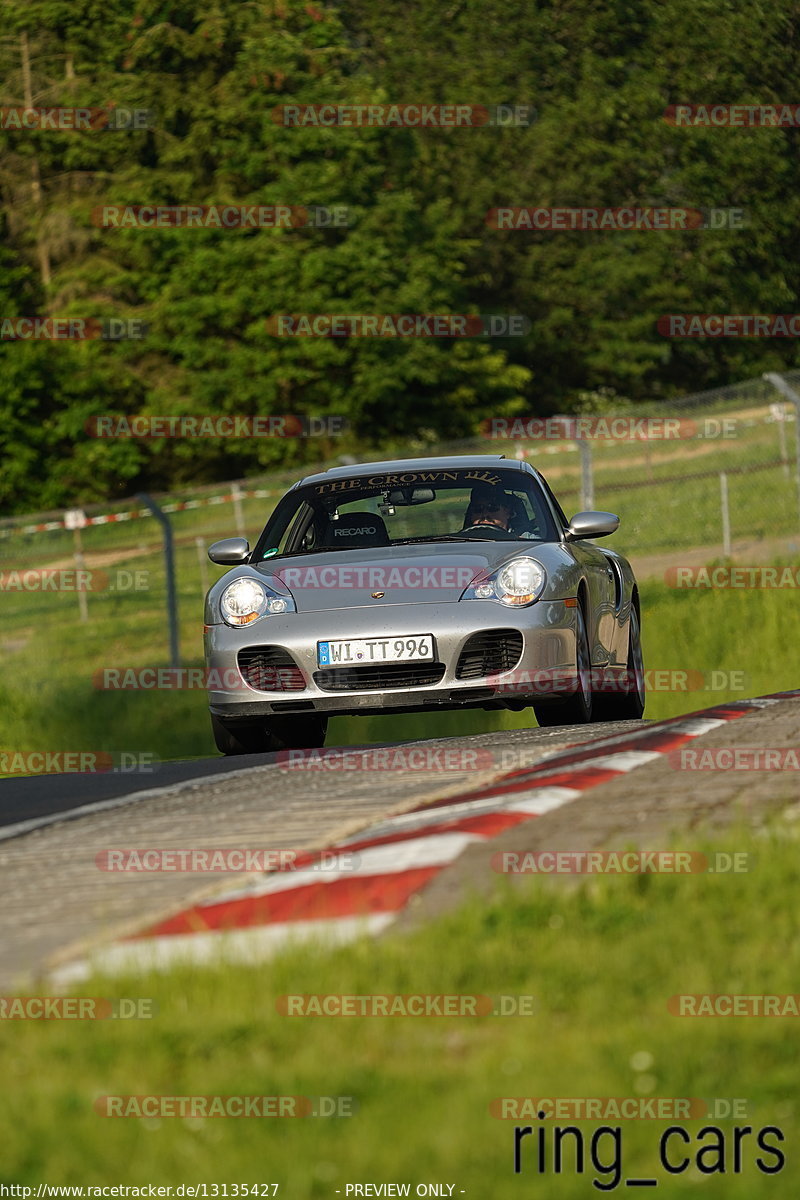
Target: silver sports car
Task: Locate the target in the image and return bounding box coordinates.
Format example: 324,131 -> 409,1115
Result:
204,455 -> 644,754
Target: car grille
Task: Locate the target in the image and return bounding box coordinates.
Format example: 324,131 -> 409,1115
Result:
313,662 -> 446,691
238,646 -> 306,692
455,629 -> 523,680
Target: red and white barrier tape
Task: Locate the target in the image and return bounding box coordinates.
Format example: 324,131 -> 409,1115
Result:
1,489 -> 272,539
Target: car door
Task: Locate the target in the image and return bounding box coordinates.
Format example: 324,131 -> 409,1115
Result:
567,539 -> 619,666
534,471 -> 620,666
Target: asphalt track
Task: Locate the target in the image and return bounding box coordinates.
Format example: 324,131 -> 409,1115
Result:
0,751 -> 320,833
0,723 -> 634,840
0,719 -> 643,985
2,697 -> 797,988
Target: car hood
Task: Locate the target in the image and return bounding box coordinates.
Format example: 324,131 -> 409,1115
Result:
253,541 -> 530,612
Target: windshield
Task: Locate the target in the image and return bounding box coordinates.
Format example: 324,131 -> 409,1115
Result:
252,467 -> 560,560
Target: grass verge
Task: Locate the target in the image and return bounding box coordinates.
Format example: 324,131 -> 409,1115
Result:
1,824 -> 798,1194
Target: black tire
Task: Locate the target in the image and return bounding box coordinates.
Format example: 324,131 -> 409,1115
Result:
210,715 -> 270,755
211,712 -> 328,756
532,603 -> 593,727
593,606 -> 646,721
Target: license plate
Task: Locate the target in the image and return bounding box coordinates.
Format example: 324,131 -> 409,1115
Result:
317,634 -> 434,668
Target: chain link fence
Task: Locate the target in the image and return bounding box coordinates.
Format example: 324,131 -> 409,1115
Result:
436,370 -> 800,565
579,371 -> 800,562
0,468 -> 326,649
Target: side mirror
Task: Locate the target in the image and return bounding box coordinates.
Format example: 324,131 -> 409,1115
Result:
208,537 -> 250,565
566,511 -> 620,540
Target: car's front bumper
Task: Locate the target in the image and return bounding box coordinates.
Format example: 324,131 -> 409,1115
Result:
205,599 -> 579,721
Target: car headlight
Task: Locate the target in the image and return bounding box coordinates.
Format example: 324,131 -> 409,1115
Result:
220,577 -> 296,626
461,557 -> 546,607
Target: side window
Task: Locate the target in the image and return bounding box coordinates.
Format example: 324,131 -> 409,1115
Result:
536,476 -> 569,533
275,503 -> 315,554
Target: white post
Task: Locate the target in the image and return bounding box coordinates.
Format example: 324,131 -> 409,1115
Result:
232,483 -> 246,538
764,373 -> 800,527
720,471 -> 731,558
772,401 -> 790,479
578,438 -> 594,510
73,526 -> 88,623
64,509 -> 89,622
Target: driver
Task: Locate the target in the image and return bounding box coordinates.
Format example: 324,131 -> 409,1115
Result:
463,485 -> 513,531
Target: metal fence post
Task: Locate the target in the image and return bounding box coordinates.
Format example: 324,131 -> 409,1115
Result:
136,492 -> 180,668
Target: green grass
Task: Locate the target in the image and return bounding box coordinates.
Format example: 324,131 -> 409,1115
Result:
636,568 -> 800,719
2,825 -> 798,1193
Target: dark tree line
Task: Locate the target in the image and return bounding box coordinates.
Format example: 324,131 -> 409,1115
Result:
1,0 -> 799,512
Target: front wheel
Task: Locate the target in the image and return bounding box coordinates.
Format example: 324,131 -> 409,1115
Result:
593,606 -> 645,721
211,712 -> 328,756
532,604 -> 593,727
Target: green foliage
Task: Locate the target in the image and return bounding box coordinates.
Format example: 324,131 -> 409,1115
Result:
2,0 -> 800,510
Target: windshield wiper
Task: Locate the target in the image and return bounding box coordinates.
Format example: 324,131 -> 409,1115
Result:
390,535 -> 481,544
392,532 -> 517,544
256,546 -> 335,561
